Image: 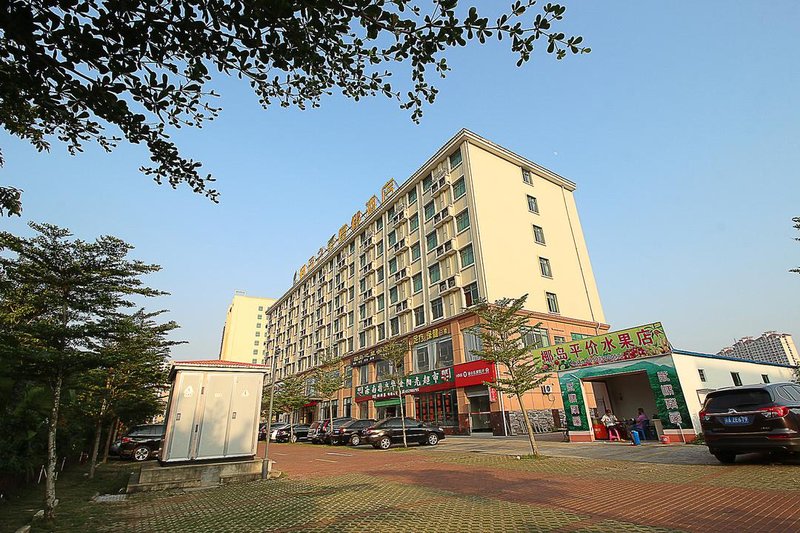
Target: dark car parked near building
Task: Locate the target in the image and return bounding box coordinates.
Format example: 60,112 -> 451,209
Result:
118,424 -> 165,461
315,417 -> 355,444
331,419 -> 376,446
700,382 -> 800,463
275,424 -> 311,443
364,417 -> 445,449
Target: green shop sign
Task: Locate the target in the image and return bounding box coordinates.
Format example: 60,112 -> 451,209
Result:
533,322 -> 671,372
355,367 -> 454,401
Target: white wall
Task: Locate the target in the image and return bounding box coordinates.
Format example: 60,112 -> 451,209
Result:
672,351 -> 796,432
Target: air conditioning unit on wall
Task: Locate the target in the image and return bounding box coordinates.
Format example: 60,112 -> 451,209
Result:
540,384 -> 553,395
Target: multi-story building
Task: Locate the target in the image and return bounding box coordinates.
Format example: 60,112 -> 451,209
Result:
219,292 -> 276,364
263,129 -> 609,434
718,332 -> 799,367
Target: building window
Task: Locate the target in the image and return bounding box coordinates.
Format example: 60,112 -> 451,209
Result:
414,305 -> 425,326
390,317 -> 399,336
409,213 -> 419,232
423,174 -> 433,191
377,240 -> 384,257
463,282 -> 479,307
411,242 -> 421,261
360,365 -> 369,384
449,148 -> 463,169
415,389 -> 458,427
424,201 -> 435,220
377,359 -> 391,379
437,338 -> 453,367
376,218 -> 383,231
460,244 -> 475,268
521,327 -> 550,349
359,331 -> 366,348
377,293 -> 385,311
545,292 -> 559,313
388,230 -> 397,246
533,225 -> 546,245
416,345 -> 430,372
413,273 -> 423,293
463,329 -> 483,361
453,177 -> 466,199
698,369 -> 706,382
554,335 -> 565,344
258,306 -> 264,311
429,263 -> 441,283
456,209 -> 470,232
348,311 -> 354,326
731,372 -> 742,386
571,333 -> 589,341
539,257 -> 552,277
252,350 -> 258,356
389,286 -> 398,304
527,195 -> 539,213
377,266 -> 384,282
389,257 -> 398,274
377,322 -> 386,341
408,188 -> 417,205
348,337 -> 354,352
343,397 -> 352,418
431,298 -> 444,320
762,374 -> 770,384
426,231 -> 438,251
256,323 -> 261,328
522,168 -> 532,184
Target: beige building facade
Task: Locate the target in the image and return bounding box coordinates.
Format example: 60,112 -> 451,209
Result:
718,332 -> 799,367
264,130 -> 609,434
219,292 -> 276,364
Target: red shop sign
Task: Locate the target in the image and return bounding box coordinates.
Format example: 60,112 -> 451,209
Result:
454,360 -> 496,388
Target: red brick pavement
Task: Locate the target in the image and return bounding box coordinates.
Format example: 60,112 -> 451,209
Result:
270,442 -> 800,533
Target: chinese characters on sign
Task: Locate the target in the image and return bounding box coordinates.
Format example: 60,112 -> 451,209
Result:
563,381 -> 584,429
412,326 -> 450,345
355,367 -> 454,401
535,322 -> 671,371
295,179 -> 397,283
657,370 -> 683,426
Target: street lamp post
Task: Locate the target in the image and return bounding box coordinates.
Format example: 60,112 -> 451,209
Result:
261,350 -> 279,480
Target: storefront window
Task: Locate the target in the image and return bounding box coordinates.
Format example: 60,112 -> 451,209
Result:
360,365 -> 370,385
414,389 -> 458,427
416,346 -> 430,372
343,397 -> 352,418
463,330 -> 483,361
376,359 -> 391,379
436,339 -> 453,368
413,336 -> 453,372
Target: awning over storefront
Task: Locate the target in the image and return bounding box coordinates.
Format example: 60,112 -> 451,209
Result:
373,398 -> 401,407
303,401 -> 319,408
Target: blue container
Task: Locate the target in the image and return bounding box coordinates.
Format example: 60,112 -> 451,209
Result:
631,429 -> 641,446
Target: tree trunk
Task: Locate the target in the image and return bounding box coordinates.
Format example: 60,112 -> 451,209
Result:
45,371 -> 63,520
517,392 -> 540,456
328,399 -> 334,445
102,418 -> 117,464
88,416 -> 103,479
397,381 -> 407,448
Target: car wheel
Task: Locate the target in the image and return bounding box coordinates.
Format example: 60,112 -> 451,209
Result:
132,446 -> 151,462
290,434 -> 298,443
426,433 -> 439,446
713,452 -> 736,464
350,434 -> 361,446
378,436 -> 392,450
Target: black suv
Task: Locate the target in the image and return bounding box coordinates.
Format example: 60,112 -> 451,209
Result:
319,417 -> 356,444
275,424 -> 311,443
331,419 -> 375,446
700,382 -> 800,463
364,417 -> 445,449
118,424 -> 165,461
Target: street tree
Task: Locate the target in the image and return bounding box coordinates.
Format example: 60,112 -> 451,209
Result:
0,1 -> 589,216
77,310 -> 178,478
0,222 -> 165,518
471,294 -> 550,456
378,339 -> 411,447
271,374 -> 309,442
313,351 -> 346,444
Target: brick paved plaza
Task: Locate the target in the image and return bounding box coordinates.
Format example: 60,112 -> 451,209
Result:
84,440 -> 800,533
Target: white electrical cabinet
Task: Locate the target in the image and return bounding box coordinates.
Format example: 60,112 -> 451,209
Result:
161,361 -> 268,463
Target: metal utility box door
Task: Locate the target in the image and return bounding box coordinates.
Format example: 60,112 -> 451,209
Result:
162,363 -> 267,463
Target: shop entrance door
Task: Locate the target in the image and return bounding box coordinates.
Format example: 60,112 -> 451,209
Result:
466,386 -> 492,433
584,371 -> 659,440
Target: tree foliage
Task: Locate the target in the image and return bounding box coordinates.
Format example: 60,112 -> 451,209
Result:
0,222 -> 168,517
471,294 -> 550,456
313,351 -> 346,441
269,374 -> 308,442
0,0 -> 588,216
377,339 -> 411,447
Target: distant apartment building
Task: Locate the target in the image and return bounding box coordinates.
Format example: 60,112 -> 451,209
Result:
263,129 -> 609,434
718,332 -> 799,367
219,292 -> 276,364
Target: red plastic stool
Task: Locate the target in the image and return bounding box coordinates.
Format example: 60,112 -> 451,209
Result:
608,427 -> 621,442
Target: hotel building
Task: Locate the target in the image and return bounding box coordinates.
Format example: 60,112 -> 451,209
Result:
263,130 -> 609,435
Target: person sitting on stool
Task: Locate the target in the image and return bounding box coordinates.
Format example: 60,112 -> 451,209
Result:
635,408 -> 650,440
601,409 -> 621,440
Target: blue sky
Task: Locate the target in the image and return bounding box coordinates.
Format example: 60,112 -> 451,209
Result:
2,2 -> 798,359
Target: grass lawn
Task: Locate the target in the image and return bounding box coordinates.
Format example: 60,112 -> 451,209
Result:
0,461 -> 134,532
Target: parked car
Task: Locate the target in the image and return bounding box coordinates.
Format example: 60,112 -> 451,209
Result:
364,417 -> 445,450
275,424 -> 311,443
268,423 -> 291,442
330,419 -> 376,446
118,424 -> 165,461
700,382 -> 800,463
311,417 -> 354,444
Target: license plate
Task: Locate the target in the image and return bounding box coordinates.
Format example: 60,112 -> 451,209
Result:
722,415 -> 752,426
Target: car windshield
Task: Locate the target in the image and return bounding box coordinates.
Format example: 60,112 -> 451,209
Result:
704,389 -> 772,412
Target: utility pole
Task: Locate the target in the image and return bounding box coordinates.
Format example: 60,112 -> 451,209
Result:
261,350 -> 279,480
